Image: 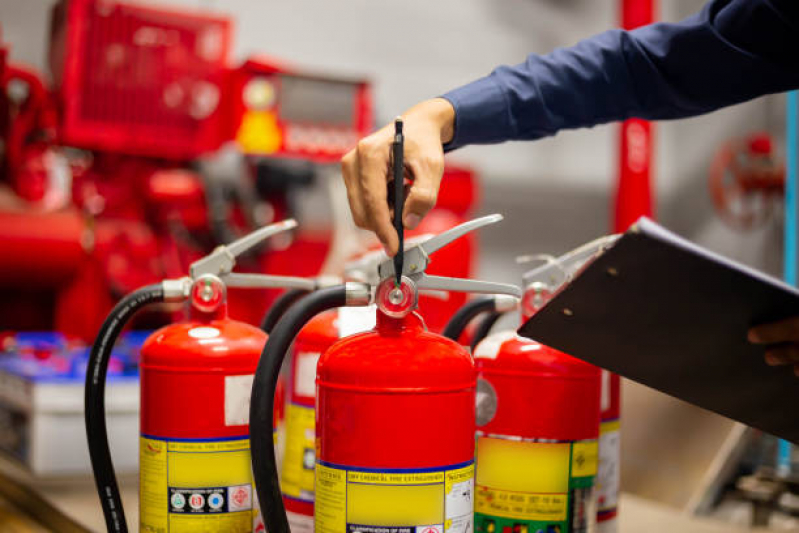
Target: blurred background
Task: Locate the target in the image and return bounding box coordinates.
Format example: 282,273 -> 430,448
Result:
0,0 -> 793,531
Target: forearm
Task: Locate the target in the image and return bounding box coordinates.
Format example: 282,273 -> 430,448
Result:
442,0 -> 799,151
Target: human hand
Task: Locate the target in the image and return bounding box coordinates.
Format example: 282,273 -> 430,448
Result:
341,98 -> 455,256
749,316 -> 799,376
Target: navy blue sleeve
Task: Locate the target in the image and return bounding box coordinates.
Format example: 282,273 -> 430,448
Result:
442,0 -> 799,150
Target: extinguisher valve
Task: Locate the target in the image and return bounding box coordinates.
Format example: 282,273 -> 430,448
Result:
375,276 -> 418,318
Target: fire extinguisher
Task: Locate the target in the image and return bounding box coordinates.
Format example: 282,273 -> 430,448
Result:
84,219 -> 319,533
444,236 -> 618,533
249,214 -> 521,533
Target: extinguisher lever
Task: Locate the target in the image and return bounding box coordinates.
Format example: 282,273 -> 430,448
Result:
414,275 -> 522,299
378,214 -> 504,280
519,235 -> 621,294
189,219 -> 298,279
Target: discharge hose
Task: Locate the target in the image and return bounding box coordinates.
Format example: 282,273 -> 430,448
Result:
442,297 -> 498,342
259,288 -> 310,334
85,284 -> 164,533
470,311 -> 503,351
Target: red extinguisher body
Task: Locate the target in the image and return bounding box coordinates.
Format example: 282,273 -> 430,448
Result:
474,332 -> 602,533
314,311 -> 476,533
139,307 -> 266,532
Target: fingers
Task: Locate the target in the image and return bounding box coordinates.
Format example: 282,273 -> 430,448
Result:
403,155 -> 443,230
357,138 -> 398,256
765,344 -> 799,366
341,150 -> 367,228
748,316 -> 799,344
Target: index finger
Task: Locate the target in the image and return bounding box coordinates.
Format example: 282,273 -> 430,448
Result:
357,141 -> 399,256
749,316 -> 799,344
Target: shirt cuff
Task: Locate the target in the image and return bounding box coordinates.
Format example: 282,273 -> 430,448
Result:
441,74 -> 514,152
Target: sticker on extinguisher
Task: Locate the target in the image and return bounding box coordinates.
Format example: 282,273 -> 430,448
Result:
597,419 -> 621,523
474,435 -> 598,533
140,435 -> 258,533
315,460 -> 474,533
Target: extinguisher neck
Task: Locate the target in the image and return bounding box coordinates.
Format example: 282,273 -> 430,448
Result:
188,301 -> 228,322
376,309 -> 423,334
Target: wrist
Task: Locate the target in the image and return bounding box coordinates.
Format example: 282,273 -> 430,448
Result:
406,98 -> 456,145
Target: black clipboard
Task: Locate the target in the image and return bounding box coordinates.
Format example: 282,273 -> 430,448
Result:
519,217 -> 799,444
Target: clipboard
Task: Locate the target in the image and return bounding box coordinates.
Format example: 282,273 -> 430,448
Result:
519,217 -> 799,444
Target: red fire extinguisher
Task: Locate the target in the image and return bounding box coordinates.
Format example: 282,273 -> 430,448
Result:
84,219 -> 319,533
445,236 -> 619,533
248,214 -> 521,533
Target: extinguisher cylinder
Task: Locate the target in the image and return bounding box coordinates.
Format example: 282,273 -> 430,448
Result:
249,285 -> 350,533
85,284 -> 165,533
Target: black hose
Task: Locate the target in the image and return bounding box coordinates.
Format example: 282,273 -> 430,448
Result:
470,311 -> 503,351
442,297 -> 497,342
259,288 -> 310,334
250,286 -> 347,533
85,284 -> 164,533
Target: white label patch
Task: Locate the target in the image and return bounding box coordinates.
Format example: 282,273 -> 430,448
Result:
224,374 -> 254,426
337,304 -> 377,338
295,351 -> 321,398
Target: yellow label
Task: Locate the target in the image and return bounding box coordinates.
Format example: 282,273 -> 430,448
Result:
281,403 -> 316,501
572,441 -> 599,478
316,461 -> 474,533
139,436 -> 258,533
315,463 -> 346,533
476,438 -> 571,494
475,436 -> 600,523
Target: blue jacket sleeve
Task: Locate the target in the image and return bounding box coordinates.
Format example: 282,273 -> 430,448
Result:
442,0 -> 799,150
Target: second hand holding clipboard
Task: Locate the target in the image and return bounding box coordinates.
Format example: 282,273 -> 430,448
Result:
519,217 -> 799,444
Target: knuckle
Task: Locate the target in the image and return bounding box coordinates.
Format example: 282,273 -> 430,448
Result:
411,188 -> 437,210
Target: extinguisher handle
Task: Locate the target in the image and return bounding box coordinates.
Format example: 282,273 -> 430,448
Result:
189,219 -> 299,280
520,235 -> 621,295
250,283 -> 369,533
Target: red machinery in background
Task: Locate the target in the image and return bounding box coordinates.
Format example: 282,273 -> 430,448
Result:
0,0 -> 413,339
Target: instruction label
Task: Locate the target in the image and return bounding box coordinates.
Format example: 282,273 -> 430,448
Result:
474,436 -> 597,533
140,435 -> 260,532
315,460 -> 474,533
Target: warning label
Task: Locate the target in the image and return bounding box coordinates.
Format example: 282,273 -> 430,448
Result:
140,436 -> 256,533
316,461 -> 474,533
